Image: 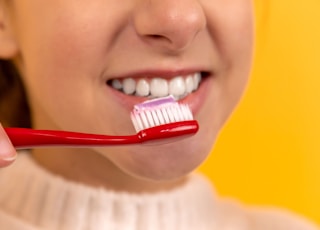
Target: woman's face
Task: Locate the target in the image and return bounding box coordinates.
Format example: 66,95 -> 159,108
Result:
2,0 -> 253,182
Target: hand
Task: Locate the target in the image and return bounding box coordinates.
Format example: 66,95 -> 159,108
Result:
0,124 -> 17,167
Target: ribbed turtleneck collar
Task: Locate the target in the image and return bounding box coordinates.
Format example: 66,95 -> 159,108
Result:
0,152 -> 218,230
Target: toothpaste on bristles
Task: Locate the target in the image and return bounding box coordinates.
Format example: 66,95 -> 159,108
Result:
131,95 -> 194,133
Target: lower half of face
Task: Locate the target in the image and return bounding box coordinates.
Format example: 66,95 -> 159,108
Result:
13,0 -> 254,181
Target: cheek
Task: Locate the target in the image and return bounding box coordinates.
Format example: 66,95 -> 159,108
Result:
16,2 -> 115,84
14,14 -> 100,126
201,1 -> 253,123
203,0 -> 254,62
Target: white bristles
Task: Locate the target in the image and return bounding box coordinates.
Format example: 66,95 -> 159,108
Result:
131,96 -> 194,133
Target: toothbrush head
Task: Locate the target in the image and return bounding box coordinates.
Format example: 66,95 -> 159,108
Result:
131,96 -> 199,144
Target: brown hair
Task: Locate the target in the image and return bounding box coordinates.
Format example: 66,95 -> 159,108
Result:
0,60 -> 31,127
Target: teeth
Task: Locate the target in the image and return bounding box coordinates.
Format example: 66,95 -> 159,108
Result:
123,78 -> 136,95
150,78 -> 169,97
169,76 -> 186,98
108,73 -> 202,99
136,79 -> 150,97
111,79 -> 122,90
193,72 -> 201,91
185,75 -> 194,93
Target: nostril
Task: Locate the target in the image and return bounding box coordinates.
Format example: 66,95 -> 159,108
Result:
146,34 -> 170,44
149,35 -> 162,39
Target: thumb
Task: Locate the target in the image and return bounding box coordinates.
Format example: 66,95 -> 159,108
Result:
0,124 -> 17,167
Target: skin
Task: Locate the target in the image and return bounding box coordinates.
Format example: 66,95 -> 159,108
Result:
0,124 -> 17,167
0,0 -> 254,192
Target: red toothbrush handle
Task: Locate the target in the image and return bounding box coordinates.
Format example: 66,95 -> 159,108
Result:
5,121 -> 199,149
5,128 -> 140,149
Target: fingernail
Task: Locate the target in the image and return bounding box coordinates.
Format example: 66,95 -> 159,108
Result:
0,127 -> 17,162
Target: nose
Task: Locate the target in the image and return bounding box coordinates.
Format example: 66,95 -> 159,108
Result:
133,0 -> 206,53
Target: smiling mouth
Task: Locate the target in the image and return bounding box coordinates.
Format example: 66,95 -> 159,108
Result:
107,72 -> 208,100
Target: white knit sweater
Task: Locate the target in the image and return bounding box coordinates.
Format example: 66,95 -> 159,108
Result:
0,152 -> 318,230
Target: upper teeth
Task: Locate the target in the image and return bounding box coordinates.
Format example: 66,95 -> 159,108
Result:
109,73 -> 202,99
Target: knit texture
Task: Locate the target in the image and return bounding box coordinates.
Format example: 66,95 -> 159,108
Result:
0,152 -> 318,230
0,153 -> 219,230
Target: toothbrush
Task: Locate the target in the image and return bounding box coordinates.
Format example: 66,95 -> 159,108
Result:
5,96 -> 199,149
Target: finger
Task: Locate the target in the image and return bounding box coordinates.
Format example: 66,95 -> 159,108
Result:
0,158 -> 15,167
0,124 -> 17,168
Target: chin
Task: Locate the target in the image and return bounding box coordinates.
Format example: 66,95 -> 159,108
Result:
100,128 -> 217,182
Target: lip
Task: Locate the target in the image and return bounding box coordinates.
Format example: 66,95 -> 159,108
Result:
104,69 -> 213,117
106,68 -> 209,80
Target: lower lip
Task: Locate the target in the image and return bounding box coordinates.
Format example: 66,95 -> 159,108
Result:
105,75 -> 212,116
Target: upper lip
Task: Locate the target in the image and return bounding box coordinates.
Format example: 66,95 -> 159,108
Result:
105,67 -> 212,81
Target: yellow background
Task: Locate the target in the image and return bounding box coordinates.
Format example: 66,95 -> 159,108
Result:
199,0 -> 320,225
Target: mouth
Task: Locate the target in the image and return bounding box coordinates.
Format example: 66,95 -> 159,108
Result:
106,71 -> 209,100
